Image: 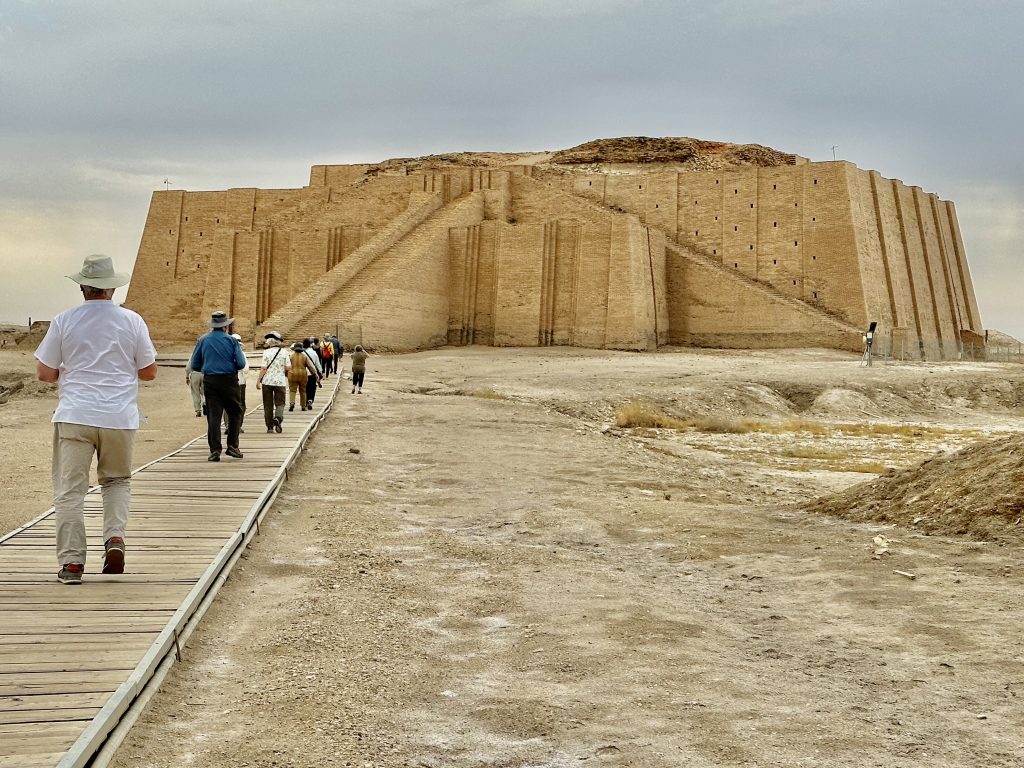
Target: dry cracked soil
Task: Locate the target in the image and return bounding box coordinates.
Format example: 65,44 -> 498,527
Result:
2,346 -> 1023,768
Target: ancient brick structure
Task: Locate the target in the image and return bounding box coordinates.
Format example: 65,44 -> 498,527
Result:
125,139 -> 983,358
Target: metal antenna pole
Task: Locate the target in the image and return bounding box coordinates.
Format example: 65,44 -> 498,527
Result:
164,178 -> 171,190
831,145 -> 838,161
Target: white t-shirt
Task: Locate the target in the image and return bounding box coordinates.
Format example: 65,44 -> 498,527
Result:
35,301 -> 157,429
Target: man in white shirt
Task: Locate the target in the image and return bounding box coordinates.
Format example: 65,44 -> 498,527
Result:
35,255 -> 158,585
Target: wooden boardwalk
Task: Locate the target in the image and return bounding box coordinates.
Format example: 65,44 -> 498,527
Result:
0,379 -> 341,767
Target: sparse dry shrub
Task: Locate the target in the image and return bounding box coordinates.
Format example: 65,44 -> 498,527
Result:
690,416 -> 753,434
780,446 -> 846,460
841,462 -> 890,474
613,404 -> 974,442
614,400 -> 691,430
470,389 -> 507,400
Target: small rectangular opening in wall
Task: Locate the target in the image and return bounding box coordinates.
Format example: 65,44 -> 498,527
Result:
812,255 -> 816,260
794,240 -> 799,246
813,292 -> 818,298
749,244 -> 754,250
812,217 -> 816,221
168,229 -> 172,234
655,203 -> 659,208
165,261 -> 169,266
773,222 -> 777,227
814,179 -> 818,185
216,218 -> 220,223
695,230 -> 699,236
793,280 -> 797,285
713,249 -> 717,255
734,189 -> 738,194
694,199 -> 698,205
773,259 -> 777,265
714,216 -> 718,221
734,262 -> 738,268
750,203 -> 754,208
199,232 -> 202,237
638,185 -> 643,189
734,226 -> 738,231
716,179 -> 720,184
773,184 -> 777,190
795,203 -> 799,207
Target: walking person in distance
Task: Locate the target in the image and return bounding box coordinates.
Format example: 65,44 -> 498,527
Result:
350,345 -> 368,394
257,331 -> 290,432
34,255 -> 158,584
189,311 -> 246,462
287,342 -> 317,412
222,333 -> 248,434
185,353 -> 204,418
301,337 -> 324,408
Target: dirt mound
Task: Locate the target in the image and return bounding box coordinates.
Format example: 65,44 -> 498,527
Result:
986,329 -> 1021,347
380,137 -> 800,174
0,371 -> 52,404
806,388 -> 879,419
549,136 -> 796,168
805,434 -> 1024,540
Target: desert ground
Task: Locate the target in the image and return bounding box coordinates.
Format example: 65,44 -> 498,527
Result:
2,346 -> 1023,767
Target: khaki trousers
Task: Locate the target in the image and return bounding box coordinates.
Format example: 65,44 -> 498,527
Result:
189,373 -> 204,414
288,378 -> 307,409
52,423 -> 135,567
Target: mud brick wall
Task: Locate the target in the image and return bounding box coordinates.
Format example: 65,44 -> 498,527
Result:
127,158 -> 982,359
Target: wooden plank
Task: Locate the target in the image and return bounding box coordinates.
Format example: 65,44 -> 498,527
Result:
0,707 -> 99,725
0,693 -> 111,713
0,671 -> 128,697
0,753 -> 72,767
0,658 -> 143,674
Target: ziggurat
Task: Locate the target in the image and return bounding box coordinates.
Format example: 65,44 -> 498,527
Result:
126,137 -> 984,359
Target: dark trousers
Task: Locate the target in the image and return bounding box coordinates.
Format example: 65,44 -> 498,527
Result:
262,385 -> 286,429
222,383 -> 246,430
305,375 -> 318,405
352,370 -> 365,388
204,374 -> 242,453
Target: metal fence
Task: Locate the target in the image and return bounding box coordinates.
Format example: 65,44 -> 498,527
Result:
867,334 -> 1023,364
967,344 -> 1024,363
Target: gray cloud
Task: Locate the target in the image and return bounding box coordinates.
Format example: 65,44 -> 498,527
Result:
1,0 -> 1020,337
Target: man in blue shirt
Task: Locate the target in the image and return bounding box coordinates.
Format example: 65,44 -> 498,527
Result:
189,311 -> 246,461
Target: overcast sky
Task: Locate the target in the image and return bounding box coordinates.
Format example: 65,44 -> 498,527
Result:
1,0 -> 1021,340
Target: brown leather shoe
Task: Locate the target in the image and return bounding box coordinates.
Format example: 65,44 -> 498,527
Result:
103,537 -> 125,574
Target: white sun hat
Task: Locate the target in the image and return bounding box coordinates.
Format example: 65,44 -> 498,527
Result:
66,254 -> 131,289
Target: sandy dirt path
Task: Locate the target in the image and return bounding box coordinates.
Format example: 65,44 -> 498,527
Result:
2,348 -> 1023,766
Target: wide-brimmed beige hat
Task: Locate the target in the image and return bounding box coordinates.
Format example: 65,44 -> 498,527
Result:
66,254 -> 131,289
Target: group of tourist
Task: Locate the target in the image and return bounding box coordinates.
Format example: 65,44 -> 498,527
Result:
35,253 -> 371,584
189,317 -> 367,460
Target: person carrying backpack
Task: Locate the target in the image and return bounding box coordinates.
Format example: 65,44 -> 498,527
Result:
321,334 -> 334,378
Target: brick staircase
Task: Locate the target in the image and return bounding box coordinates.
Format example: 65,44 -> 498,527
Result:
266,191 -> 485,342
256,192 -> 444,340
521,174 -> 861,337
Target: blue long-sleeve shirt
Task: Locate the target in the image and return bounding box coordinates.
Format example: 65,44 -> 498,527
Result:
189,330 -> 246,375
